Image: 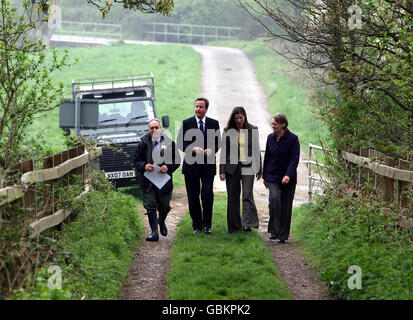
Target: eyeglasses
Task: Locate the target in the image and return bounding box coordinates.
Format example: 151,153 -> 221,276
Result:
149,126 -> 160,130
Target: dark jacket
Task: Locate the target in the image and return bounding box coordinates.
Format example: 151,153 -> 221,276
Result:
263,129 -> 300,186
177,116 -> 221,177
219,125 -> 262,176
133,133 -> 181,193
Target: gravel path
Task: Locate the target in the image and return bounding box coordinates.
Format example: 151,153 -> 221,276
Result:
120,193 -> 187,300
120,43 -> 330,300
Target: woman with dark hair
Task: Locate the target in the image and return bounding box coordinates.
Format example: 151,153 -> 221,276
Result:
220,106 -> 262,233
263,113 -> 300,244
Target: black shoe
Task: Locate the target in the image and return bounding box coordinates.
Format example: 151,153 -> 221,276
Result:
159,221 -> 168,236
203,227 -> 211,234
243,227 -> 251,232
146,210 -> 159,242
158,211 -> 168,236
145,234 -> 159,242
193,229 -> 202,234
278,239 -> 286,244
269,234 -> 278,240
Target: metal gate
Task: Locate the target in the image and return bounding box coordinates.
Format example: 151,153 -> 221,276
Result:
141,22 -> 242,44
54,21 -> 122,40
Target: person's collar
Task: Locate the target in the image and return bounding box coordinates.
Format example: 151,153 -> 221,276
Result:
275,128 -> 288,140
151,135 -> 162,143
195,115 -> 205,122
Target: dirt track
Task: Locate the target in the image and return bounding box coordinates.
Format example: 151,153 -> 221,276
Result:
121,44 -> 330,300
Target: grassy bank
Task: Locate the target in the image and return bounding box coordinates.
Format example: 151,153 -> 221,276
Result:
11,176 -> 144,300
292,195 -> 413,300
167,195 -> 292,300
210,40 -> 330,152
55,189 -> 144,299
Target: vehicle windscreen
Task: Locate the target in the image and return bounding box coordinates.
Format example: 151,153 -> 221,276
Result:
98,100 -> 155,126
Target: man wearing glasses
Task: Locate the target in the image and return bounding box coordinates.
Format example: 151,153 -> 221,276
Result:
134,119 -> 181,241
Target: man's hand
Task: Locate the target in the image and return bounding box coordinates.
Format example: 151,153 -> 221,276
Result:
220,173 -> 226,181
256,173 -> 262,181
193,146 -> 204,154
159,165 -> 168,173
282,176 -> 290,184
145,164 -> 154,171
204,148 -> 213,156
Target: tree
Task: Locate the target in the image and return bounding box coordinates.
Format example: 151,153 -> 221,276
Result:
0,0 -> 70,169
240,0 -> 413,158
32,0 -> 174,16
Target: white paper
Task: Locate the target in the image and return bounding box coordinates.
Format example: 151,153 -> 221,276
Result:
143,164 -> 171,190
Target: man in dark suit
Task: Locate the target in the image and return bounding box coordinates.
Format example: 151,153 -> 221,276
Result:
177,97 -> 221,234
134,119 -> 181,242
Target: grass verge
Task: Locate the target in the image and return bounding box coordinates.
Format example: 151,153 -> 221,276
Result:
55,189 -> 144,299
167,194 -> 292,300
292,194 -> 413,300
10,175 -> 144,300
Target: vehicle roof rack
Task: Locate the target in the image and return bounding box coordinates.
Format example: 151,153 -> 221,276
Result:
72,73 -> 154,98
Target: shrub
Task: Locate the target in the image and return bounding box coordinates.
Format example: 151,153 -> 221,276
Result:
293,190 -> 413,300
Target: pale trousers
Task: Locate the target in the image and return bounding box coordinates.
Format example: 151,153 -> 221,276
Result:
225,164 -> 259,233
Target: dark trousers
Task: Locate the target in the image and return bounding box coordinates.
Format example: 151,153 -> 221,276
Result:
142,186 -> 172,222
184,173 -> 214,230
267,182 -> 296,241
225,164 -> 259,233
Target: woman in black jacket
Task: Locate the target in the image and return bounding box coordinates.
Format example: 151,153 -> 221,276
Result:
220,106 -> 262,233
263,113 -> 300,243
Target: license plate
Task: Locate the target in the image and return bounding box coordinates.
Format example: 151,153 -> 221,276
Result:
105,170 -> 136,180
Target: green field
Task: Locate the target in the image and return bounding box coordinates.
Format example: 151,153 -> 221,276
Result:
30,43 -> 201,151
29,43 -> 201,188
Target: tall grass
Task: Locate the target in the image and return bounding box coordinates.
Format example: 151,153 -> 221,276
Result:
167,195 -> 292,300
292,198 -> 413,300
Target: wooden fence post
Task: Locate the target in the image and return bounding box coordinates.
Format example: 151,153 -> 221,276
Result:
68,147 -> 78,186
384,156 -> 396,202
22,159 -> 35,222
43,156 -> 55,217
375,150 -> 385,199
398,159 -> 410,206
62,150 -> 69,187
53,153 -> 62,231
1,144 -> 100,238
369,149 -> 378,188
77,144 -> 85,186
359,147 -> 369,186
